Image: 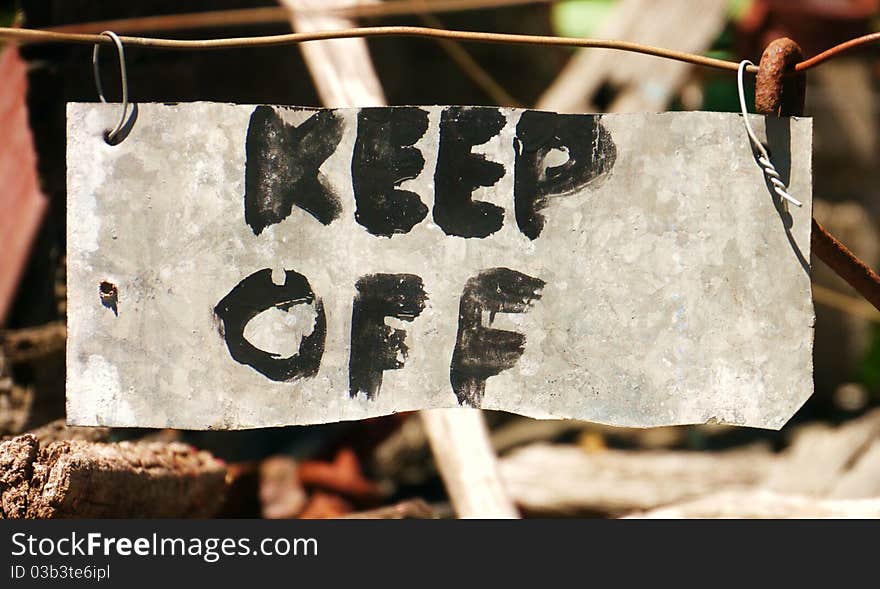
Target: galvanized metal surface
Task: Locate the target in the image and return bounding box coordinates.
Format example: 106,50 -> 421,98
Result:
67,103 -> 814,429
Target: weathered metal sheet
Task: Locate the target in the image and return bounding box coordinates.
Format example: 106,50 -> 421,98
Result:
67,103 -> 814,429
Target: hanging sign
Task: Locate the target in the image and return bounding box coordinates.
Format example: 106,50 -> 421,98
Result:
67,104 -> 813,429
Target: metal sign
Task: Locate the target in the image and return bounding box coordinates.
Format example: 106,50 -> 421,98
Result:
67,104 -> 813,429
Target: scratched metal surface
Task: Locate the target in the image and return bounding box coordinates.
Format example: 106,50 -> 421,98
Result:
67,103 -> 813,429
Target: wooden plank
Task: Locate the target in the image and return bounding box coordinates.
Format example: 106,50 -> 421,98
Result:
280,0 -> 517,519
537,0 -> 727,113
500,443 -> 775,515
628,490 -> 880,518
283,0 -> 386,107
764,409 -> 880,497
501,410 -> 880,517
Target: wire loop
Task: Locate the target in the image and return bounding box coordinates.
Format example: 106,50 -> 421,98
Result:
92,30 -> 130,144
736,60 -> 802,208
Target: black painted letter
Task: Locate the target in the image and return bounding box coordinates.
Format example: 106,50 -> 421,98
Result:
433,107 -> 506,238
215,269 -> 325,381
352,108 -> 430,237
514,111 -> 616,240
450,268 -> 544,407
245,106 -> 345,234
349,274 -> 427,400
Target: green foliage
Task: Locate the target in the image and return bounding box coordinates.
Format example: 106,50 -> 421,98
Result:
727,0 -> 752,21
551,0 -> 615,39
552,0 -> 752,39
549,1 -> 757,113
0,1 -> 19,29
858,324 -> 880,395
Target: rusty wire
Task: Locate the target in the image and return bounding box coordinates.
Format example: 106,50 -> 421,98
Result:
812,219 -> 880,312
0,26 -> 877,75
0,26 -> 876,75
796,31 -> 880,71
0,26 -> 758,73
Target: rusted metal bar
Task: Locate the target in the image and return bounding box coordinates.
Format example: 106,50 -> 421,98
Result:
756,37 -> 880,312
812,218 -> 880,312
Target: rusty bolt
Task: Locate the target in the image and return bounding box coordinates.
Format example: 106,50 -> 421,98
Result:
755,37 -> 806,117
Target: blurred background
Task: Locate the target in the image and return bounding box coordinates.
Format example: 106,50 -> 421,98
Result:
1,0 -> 879,518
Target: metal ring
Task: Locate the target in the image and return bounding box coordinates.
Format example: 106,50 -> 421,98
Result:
92,31 -> 129,144
755,37 -> 805,117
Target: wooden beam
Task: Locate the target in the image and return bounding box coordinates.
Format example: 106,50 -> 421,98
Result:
281,0 -> 518,518
536,0 -> 727,113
